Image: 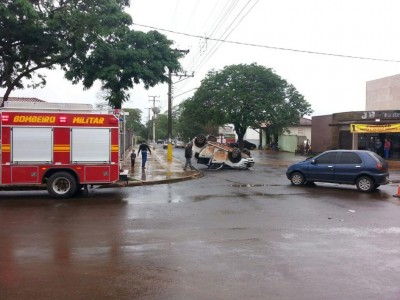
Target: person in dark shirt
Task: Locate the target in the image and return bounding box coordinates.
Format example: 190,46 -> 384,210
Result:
138,141 -> 151,169
183,142 -> 194,171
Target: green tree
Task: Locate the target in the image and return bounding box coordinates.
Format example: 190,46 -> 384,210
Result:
0,0 -> 182,108
155,113 -> 169,140
175,100 -> 214,141
183,63 -> 313,148
150,112 -> 179,141
123,108 -> 144,134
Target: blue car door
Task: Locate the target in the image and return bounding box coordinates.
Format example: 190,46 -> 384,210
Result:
334,152 -> 363,183
307,152 -> 338,182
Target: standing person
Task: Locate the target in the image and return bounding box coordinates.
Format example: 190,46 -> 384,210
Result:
368,137 -> 375,152
130,149 -> 136,167
304,139 -> 310,155
138,141 -> 151,169
375,138 -> 382,156
384,138 -> 391,159
183,142 -> 194,171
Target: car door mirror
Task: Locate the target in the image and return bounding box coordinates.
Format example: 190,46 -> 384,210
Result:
310,159 -> 316,164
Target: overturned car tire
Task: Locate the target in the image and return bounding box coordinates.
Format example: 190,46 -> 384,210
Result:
194,134 -> 207,148
207,135 -> 217,142
228,148 -> 242,163
242,148 -> 251,156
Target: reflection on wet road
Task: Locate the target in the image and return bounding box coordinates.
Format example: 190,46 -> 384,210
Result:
1,166 -> 400,299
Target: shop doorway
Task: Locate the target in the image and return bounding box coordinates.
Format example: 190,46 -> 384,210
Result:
339,131 -> 352,149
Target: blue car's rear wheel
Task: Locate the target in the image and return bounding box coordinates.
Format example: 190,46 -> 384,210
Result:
290,172 -> 305,186
356,176 -> 374,192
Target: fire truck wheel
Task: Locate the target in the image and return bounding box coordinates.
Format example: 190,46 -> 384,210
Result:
47,172 -> 78,199
194,134 -> 207,148
228,148 -> 242,163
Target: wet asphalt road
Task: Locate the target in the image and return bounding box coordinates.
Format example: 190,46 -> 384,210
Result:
1,161 -> 400,300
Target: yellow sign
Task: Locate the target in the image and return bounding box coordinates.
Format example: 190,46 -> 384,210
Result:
350,123 -> 400,133
13,115 -> 56,123
72,117 -> 104,124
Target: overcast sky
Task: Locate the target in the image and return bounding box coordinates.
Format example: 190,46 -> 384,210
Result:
3,0 -> 400,122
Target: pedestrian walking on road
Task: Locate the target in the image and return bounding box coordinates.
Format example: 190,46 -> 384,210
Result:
138,141 -> 151,169
184,142 -> 194,171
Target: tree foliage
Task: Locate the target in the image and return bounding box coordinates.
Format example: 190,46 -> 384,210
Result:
0,0 -> 183,108
123,108 -> 144,134
181,63 -> 313,147
176,100 -> 217,141
154,113 -> 169,140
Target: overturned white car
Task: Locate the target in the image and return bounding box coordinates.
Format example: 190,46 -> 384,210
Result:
192,134 -> 255,170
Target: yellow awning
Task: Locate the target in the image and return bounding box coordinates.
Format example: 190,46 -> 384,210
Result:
350,123 -> 400,133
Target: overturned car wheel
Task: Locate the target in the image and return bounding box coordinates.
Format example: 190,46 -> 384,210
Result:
242,148 -> 251,156
207,135 -> 217,142
228,148 -> 242,163
194,134 -> 207,148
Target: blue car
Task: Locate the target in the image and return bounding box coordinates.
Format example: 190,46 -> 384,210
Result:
286,150 -> 389,192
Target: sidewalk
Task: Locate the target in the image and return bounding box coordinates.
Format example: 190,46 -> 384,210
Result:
116,148 -> 400,186
120,147 -> 201,186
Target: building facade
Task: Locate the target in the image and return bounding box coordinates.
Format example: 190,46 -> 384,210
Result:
311,111 -> 400,156
366,74 -> 400,111
311,74 -> 400,159
278,118 -> 312,153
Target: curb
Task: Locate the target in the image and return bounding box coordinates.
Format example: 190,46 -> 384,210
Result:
98,171 -> 204,189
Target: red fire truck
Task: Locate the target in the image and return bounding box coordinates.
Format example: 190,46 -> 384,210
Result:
0,101 -> 122,198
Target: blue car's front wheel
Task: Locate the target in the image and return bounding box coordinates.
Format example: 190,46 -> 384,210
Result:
290,172 -> 305,186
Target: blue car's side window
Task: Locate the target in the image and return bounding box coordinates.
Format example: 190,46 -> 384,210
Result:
336,153 -> 362,164
315,152 -> 337,164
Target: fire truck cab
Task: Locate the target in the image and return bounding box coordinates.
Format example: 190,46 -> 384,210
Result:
0,101 -> 121,198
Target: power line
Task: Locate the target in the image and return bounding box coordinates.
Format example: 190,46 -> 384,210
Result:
191,0 -> 259,74
174,87 -> 198,99
133,22 -> 400,63
183,0 -> 241,74
176,0 -> 257,95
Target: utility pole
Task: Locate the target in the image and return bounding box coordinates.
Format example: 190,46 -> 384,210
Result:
167,69 -> 173,161
145,107 -> 152,141
149,96 -> 160,150
167,49 -> 193,161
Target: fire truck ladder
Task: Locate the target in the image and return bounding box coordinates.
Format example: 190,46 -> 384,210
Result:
2,101 -> 95,112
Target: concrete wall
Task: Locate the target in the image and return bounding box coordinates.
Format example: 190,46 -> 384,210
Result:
286,126 -> 311,142
278,135 -> 299,152
311,115 -> 333,153
244,128 -> 259,140
278,126 -> 311,152
243,128 -> 259,147
366,74 -> 400,110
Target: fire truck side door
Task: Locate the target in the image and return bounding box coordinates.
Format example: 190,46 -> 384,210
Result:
71,128 -> 111,162
11,127 -> 52,163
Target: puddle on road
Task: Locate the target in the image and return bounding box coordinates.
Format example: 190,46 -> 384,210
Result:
231,184 -> 282,188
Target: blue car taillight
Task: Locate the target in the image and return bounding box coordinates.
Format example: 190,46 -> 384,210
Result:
376,162 -> 384,171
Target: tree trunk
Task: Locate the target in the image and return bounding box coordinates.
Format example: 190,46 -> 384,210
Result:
1,87 -> 12,107
234,124 -> 247,150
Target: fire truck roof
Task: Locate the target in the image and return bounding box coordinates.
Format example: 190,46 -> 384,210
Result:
0,97 -> 46,105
